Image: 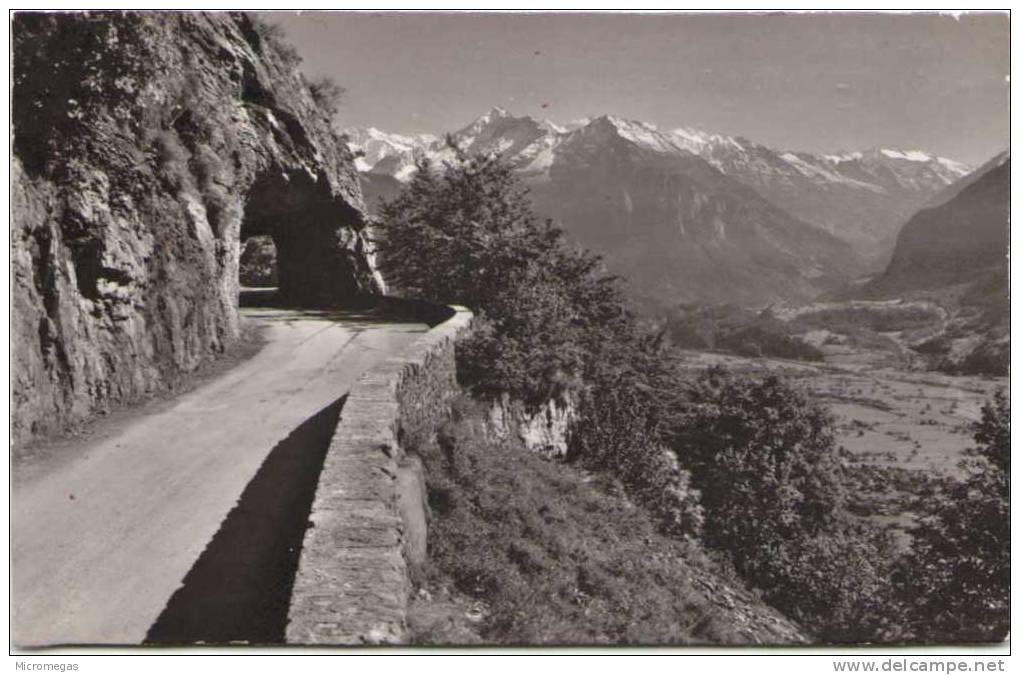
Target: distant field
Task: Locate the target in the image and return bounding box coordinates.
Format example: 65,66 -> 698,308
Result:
675,349 -> 1007,545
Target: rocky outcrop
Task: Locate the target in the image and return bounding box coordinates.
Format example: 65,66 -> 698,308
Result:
12,12 -> 382,442
485,393 -> 576,458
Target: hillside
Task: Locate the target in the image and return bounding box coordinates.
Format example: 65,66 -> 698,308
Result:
529,116 -> 860,307
856,153 -> 1010,375
687,143 -> 969,264
870,155 -> 1009,296
408,397 -> 808,645
11,12 -> 381,442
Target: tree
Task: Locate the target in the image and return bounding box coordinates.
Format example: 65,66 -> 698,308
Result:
375,141 -> 627,404
307,76 -> 345,119
896,390 -> 1009,643
672,370 -> 895,642
375,143 -> 704,534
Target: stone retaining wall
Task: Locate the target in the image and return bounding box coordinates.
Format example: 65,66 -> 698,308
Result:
285,303 -> 473,645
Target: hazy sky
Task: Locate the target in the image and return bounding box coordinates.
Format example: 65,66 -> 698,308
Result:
273,11 -> 1009,166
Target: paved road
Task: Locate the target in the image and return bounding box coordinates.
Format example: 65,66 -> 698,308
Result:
11,305 -> 428,646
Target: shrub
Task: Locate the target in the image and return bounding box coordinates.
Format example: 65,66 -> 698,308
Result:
376,143 -> 701,534
568,379 -> 704,538
248,14 -> 302,66
375,140 -> 631,405
672,370 -> 896,642
894,391 -> 1009,643
307,76 -> 346,119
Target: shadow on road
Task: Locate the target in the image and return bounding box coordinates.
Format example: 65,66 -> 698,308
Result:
144,396 -> 347,645
239,287 -> 431,326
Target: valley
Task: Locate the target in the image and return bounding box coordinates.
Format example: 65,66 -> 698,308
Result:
676,346 -> 1006,545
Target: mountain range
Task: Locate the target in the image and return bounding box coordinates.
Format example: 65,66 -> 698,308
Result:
346,108 -> 973,308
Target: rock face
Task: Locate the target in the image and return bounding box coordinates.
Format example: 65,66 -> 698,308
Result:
485,393 -> 576,458
12,12 -> 382,443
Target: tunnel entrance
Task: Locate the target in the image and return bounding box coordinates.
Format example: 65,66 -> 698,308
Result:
236,169 -> 381,308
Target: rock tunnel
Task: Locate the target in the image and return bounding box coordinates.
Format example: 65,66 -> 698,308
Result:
238,169 -> 379,306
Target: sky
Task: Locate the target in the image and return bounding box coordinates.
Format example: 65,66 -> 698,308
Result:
272,11 -> 1009,166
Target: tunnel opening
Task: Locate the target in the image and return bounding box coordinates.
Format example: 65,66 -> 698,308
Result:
236,169 -> 379,309
239,234 -> 278,289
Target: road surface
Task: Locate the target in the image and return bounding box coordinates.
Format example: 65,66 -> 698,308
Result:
11,305 -> 428,646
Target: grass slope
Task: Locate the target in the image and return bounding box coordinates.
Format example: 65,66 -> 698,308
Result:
406,397 -> 807,646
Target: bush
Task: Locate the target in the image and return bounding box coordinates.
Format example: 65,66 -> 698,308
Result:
568,379 -> 704,538
307,76 -> 345,119
672,370 -> 896,642
248,14 -> 302,66
894,391 -> 1009,643
376,144 -> 702,534
375,141 -> 631,405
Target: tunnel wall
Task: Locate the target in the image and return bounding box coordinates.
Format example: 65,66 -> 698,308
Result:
285,302 -> 473,645
12,13 -> 381,444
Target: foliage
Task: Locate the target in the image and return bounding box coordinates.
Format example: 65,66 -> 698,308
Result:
375,143 -> 703,533
665,304 -> 823,362
672,369 -> 896,642
409,397 -> 793,645
566,327 -> 705,536
375,141 -> 631,405
248,14 -> 302,66
239,235 -> 278,287
307,76 -> 346,119
568,379 -> 704,538
894,390 -> 1010,643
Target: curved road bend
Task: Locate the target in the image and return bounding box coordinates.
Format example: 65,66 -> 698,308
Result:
12,303 -> 428,647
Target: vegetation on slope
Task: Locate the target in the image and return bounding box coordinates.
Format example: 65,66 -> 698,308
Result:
377,144 -> 1010,645
674,370 -> 897,642
376,142 -> 703,536
894,391 -> 1010,643
407,397 -> 805,645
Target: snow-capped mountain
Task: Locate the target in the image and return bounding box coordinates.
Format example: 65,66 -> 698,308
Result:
347,109 -> 968,265
524,115 -> 861,306
343,127 -> 438,180
681,138 -> 970,262
345,109 -> 970,307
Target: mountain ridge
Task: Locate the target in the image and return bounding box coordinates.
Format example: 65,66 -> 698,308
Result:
346,108 -> 970,264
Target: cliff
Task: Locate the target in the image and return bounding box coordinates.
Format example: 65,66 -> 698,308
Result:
12,12 -> 382,442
